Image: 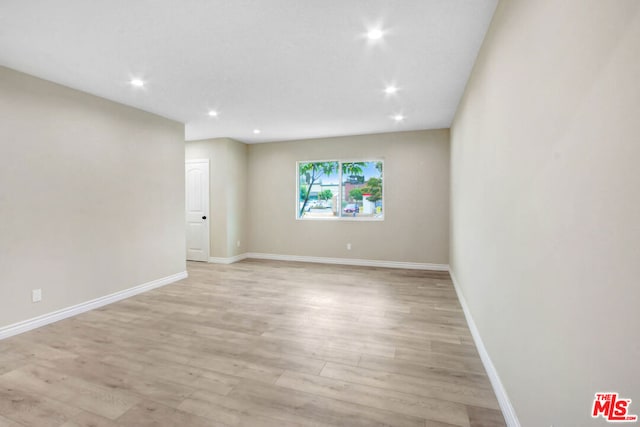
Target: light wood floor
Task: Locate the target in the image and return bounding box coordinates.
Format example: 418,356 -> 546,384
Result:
0,260 -> 506,427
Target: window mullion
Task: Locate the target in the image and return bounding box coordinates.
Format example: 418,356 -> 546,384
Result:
338,162 -> 343,217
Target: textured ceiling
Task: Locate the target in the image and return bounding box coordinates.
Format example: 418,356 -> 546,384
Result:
0,0 -> 498,143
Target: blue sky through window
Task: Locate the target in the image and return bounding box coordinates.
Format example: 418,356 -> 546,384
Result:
314,161 -> 381,185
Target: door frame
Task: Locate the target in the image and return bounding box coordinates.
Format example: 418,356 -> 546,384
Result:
185,159 -> 210,262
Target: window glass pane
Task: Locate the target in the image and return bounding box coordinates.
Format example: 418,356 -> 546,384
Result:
298,161 -> 339,218
340,161 -> 383,218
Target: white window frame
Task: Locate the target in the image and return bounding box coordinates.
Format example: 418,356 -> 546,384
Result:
296,159 -> 384,221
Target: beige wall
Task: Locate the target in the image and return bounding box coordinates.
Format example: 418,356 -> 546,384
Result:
0,66 -> 186,328
450,1 -> 640,425
247,130 -> 450,264
185,138 -> 248,258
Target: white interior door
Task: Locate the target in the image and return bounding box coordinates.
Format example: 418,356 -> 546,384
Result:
185,159 -> 210,262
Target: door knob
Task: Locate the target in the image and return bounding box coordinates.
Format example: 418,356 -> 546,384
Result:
202,216 -> 207,220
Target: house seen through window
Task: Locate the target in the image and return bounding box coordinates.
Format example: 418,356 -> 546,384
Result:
298,160 -> 383,220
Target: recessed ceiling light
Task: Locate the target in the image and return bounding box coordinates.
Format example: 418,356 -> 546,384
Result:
253,129 -> 261,134
392,114 -> 405,122
384,85 -> 398,95
208,110 -> 218,117
367,28 -> 384,40
130,78 -> 145,88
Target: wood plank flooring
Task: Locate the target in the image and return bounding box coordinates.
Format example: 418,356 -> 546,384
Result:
0,260 -> 506,426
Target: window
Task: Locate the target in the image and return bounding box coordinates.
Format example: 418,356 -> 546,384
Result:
297,160 -> 383,220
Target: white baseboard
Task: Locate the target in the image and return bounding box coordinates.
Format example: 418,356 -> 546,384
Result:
0,271 -> 188,341
245,252 -> 449,271
449,269 -> 520,427
208,253 -> 248,264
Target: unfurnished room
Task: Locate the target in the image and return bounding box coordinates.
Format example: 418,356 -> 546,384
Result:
0,1 -> 638,426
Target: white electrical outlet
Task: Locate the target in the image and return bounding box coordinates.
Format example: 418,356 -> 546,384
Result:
347,243 -> 351,250
237,240 -> 240,248
32,289 -> 42,303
